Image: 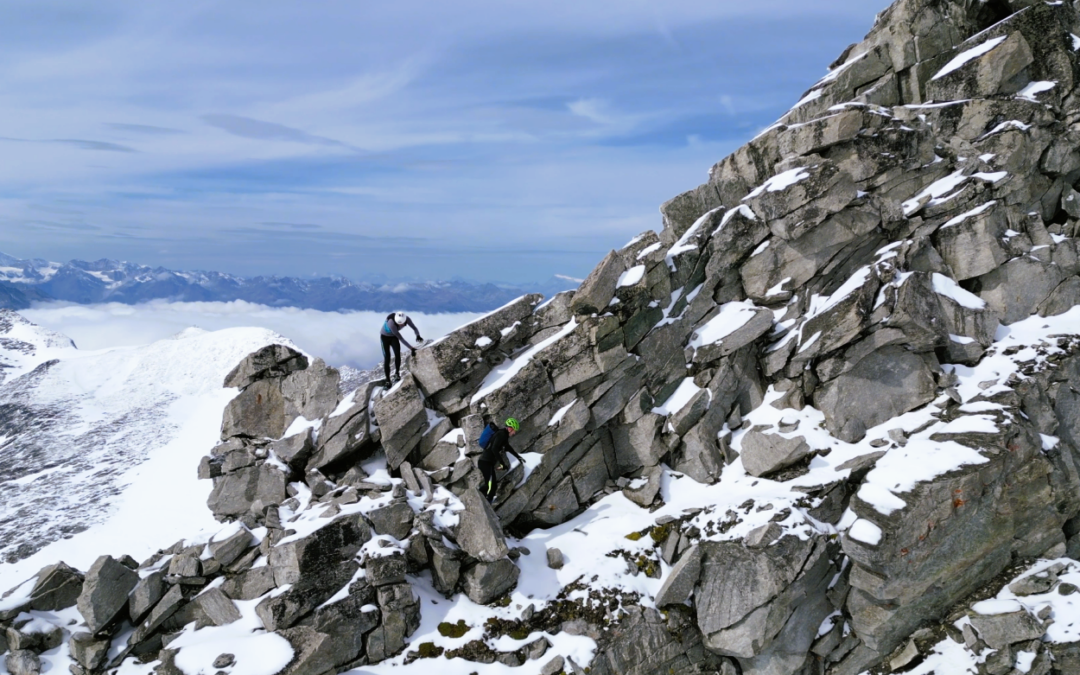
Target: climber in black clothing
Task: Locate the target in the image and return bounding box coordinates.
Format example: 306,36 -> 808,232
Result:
381,311 -> 422,384
478,417 -> 525,503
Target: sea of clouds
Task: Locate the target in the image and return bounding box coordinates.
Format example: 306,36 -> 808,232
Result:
21,301 -> 484,370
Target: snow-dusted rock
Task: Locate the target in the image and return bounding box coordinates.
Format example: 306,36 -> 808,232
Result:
223,344 -> 308,390
461,558 -> 519,605
455,488 -> 510,563
77,555 -> 139,634
740,429 -> 812,478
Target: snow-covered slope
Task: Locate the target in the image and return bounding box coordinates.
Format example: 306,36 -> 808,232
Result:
0,313 -> 291,573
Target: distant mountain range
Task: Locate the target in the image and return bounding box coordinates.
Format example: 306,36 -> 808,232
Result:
0,251 -> 581,312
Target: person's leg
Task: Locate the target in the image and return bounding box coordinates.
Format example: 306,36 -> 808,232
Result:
391,337 -> 401,378
381,335 -> 393,383
478,461 -> 497,502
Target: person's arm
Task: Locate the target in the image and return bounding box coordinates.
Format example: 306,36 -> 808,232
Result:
406,317 -> 422,342
390,321 -> 416,351
501,434 -> 526,466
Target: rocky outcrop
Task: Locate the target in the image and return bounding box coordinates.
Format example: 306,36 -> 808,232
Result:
8,1 -> 1080,675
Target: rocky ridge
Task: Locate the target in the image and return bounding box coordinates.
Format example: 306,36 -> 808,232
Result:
6,0 -> 1080,674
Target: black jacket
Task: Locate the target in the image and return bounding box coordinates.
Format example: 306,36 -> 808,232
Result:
480,427 -> 521,466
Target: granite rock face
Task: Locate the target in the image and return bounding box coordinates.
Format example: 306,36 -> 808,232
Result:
8,2 -> 1080,675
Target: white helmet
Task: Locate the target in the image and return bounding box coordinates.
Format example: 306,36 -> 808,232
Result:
394,311 -> 407,326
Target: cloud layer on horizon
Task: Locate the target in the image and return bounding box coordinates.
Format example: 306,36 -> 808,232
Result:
0,0 -> 891,283
21,300 -> 483,371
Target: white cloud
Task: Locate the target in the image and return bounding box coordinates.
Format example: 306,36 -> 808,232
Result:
21,301 -> 483,370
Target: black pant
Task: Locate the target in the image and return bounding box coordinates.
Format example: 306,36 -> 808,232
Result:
381,334 -> 400,382
478,461 -> 497,502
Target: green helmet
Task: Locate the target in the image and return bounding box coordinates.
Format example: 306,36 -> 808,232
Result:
505,417 -> 520,432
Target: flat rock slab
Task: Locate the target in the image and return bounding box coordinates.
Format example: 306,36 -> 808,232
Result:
741,430 -> 811,478
969,609 -> 1045,649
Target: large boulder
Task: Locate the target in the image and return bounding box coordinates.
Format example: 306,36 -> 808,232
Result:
461,558 -> 520,605
27,561 -> 83,611
455,489 -> 510,562
281,357 -> 340,422
371,375 -> 429,470
410,294 -> 542,395
571,250 -> 626,316
740,430 -> 812,478
221,379 -> 288,439
973,256 -> 1066,325
207,462 -> 288,518
814,346 -> 938,443
77,555 -> 139,634
269,513 -> 371,586
306,382 -> 376,471
224,344 -> 308,390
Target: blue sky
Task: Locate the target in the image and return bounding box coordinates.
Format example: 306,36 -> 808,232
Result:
0,0 -> 891,283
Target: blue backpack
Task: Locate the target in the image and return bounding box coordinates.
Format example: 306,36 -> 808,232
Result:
478,422 -> 498,450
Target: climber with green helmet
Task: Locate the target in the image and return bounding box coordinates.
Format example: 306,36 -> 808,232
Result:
477,417 -> 525,504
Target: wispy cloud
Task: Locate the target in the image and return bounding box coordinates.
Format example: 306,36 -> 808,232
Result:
0,0 -> 893,283
201,114 -> 356,150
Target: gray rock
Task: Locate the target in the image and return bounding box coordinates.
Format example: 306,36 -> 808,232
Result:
814,346 -> 937,443
129,583 -> 185,645
6,616 -> 62,652
207,461 -> 288,518
541,656 -> 566,675
655,545 -> 701,608
429,541 -> 463,596
741,430 -> 812,478
974,256 -> 1066,325
221,566 -> 277,601
1009,574 -> 1056,597
298,580 -> 378,668
926,31 -> 1034,101
281,357 -> 340,422
931,202 -> 1010,281
623,466 -> 662,507
588,606 -> 727,675
269,512 -> 371,586
366,554 -> 407,587
692,307 -> 774,365
77,555 -> 139,634
969,610 -> 1045,650
571,250 -> 625,316
410,294 -> 541,394
168,554 -> 201,578
531,475 -> 581,525
128,571 -> 166,623
367,501 -> 414,541
213,654 -> 236,669
547,547 -> 564,570
455,488 -> 510,562
277,626 -> 345,675
1039,277 -> 1080,318
306,384 -> 375,471
256,561 -> 359,632
745,523 -> 783,549
192,587 -> 242,627
209,525 -> 255,567
371,375 -> 429,470
461,558 -> 520,605
27,561 -> 83,612
269,429 -> 315,472
69,632 -> 110,671
224,344 -> 308,390
5,651 -> 40,675
221,378 -> 288,440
